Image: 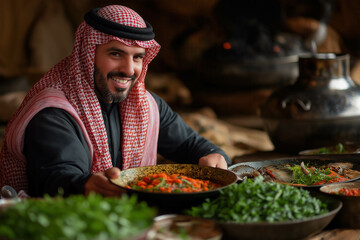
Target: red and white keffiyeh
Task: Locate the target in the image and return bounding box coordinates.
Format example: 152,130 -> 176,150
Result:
0,5 -> 161,193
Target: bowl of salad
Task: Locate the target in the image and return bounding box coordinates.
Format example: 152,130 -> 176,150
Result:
320,182 -> 360,228
185,176 -> 342,240
110,164 -> 238,212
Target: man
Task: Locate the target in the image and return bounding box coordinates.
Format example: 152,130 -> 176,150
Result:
0,5 -> 230,197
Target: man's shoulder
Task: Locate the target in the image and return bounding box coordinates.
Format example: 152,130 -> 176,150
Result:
35,107 -> 72,117
30,107 -> 77,127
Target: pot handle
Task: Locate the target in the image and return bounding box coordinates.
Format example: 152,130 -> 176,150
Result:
281,97 -> 311,111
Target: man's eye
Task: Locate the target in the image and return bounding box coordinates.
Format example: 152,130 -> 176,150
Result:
134,55 -> 144,61
110,52 -> 120,56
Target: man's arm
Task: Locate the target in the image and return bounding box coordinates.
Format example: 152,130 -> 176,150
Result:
24,107 -> 93,197
149,91 -> 231,168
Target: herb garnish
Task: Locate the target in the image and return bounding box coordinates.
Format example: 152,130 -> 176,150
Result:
313,143 -> 347,154
0,193 -> 156,240
288,164 -> 336,185
185,176 -> 328,223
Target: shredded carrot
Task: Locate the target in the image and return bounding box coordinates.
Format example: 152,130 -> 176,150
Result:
126,172 -> 221,193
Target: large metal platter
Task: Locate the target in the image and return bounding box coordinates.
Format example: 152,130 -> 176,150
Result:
229,157 -> 360,188
110,164 -> 238,212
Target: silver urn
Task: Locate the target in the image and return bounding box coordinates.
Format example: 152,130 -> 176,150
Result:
260,53 -> 360,153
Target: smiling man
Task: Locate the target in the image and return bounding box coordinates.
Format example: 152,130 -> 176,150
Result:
0,5 -> 230,198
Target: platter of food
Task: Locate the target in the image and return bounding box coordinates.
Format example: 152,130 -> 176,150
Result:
229,157 -> 360,188
299,143 -> 360,156
110,164 -> 238,211
184,177 -> 342,240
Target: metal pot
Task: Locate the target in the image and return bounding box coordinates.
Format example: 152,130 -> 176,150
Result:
260,53 -> 360,153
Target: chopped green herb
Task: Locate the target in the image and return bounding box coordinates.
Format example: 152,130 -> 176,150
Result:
185,176 -> 328,223
0,193 -> 156,240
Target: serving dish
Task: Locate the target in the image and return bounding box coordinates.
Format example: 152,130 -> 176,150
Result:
299,142 -> 360,156
218,192 -> 342,240
110,164 -> 238,212
0,198 -> 20,211
229,157 -> 360,188
320,182 -> 360,229
147,214 -> 223,240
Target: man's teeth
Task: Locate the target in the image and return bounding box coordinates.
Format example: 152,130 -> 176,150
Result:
112,77 -> 128,84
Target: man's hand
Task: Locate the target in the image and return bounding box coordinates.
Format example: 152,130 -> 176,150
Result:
198,153 -> 228,169
84,167 -> 126,197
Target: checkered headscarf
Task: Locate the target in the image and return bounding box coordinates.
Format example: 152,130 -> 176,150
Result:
0,5 -> 161,192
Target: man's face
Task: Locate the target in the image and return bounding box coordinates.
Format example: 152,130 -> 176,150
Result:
94,40 -> 146,103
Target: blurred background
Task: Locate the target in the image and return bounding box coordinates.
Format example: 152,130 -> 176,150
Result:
1,0 -> 360,161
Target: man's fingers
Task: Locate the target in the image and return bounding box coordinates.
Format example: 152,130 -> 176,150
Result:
105,167 -> 121,179
84,170 -> 125,197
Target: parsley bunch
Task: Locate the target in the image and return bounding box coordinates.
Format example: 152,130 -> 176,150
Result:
186,177 -> 328,223
0,193 -> 156,240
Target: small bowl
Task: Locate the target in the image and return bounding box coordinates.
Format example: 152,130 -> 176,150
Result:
146,214 -> 223,240
0,198 -> 20,211
320,182 -> 360,228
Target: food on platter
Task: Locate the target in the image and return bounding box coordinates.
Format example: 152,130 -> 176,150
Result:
285,162 -> 350,185
185,176 -> 329,223
231,161 -> 360,187
331,187 -> 360,196
0,194 -> 156,240
299,143 -> 360,155
126,172 -> 221,193
187,176 -> 342,240
320,182 -> 360,228
111,164 -> 238,211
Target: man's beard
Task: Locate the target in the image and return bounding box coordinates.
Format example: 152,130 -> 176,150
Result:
94,66 -> 136,103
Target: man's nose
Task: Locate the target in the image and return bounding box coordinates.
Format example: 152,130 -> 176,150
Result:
118,58 -> 135,77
